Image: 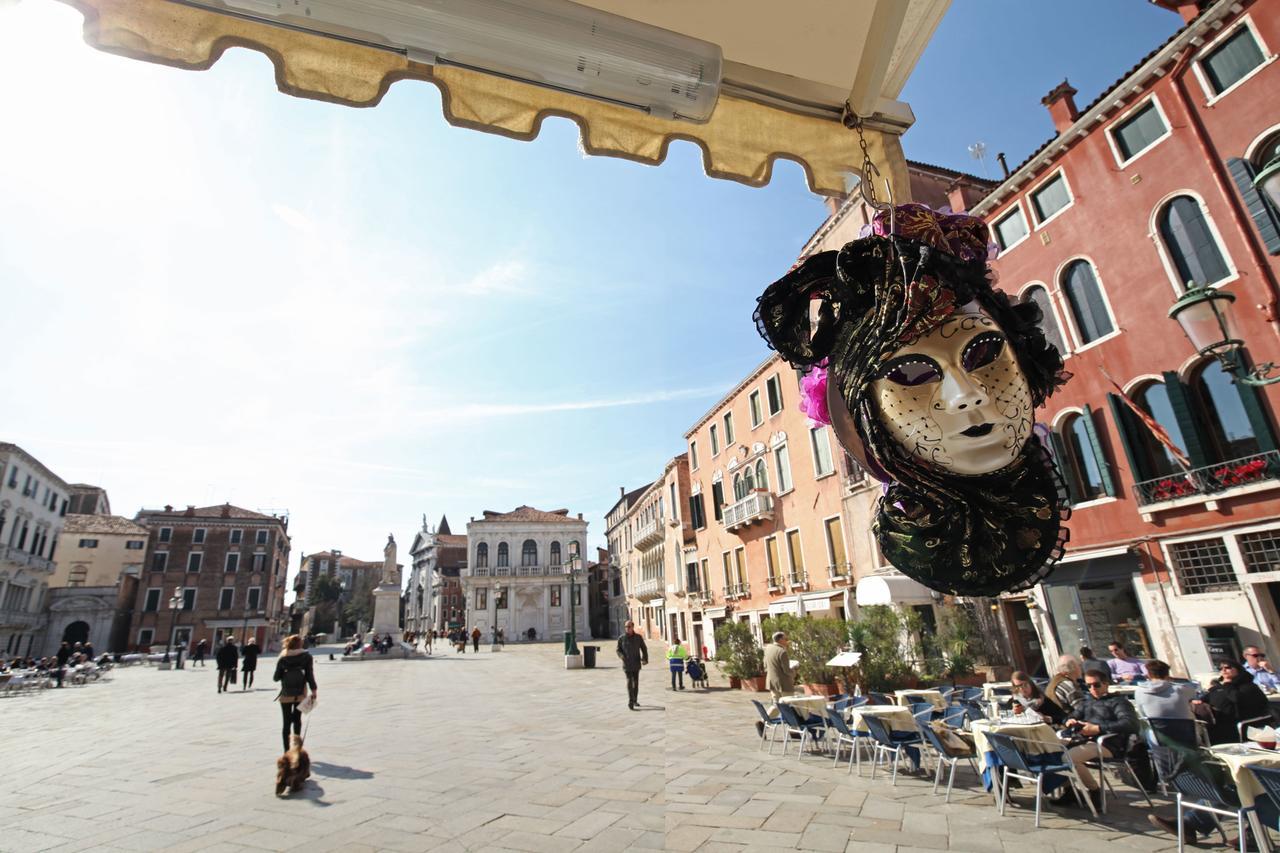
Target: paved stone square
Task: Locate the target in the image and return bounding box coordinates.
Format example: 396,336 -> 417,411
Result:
2,644 -> 1195,852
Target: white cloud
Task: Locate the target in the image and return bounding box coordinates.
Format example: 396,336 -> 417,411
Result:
460,258 -> 532,296
271,203 -> 316,233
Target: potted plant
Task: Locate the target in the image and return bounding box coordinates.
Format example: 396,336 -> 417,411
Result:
765,614 -> 847,696
846,605 -> 921,692
935,604 -> 985,687
714,620 -> 764,690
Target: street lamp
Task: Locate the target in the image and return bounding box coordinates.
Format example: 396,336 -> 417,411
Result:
165,586 -> 183,668
1254,153 -> 1280,213
565,555 -> 581,656
1169,281 -> 1279,386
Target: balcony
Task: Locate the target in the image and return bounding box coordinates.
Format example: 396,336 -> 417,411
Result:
1133,450 -> 1280,510
766,574 -> 784,592
515,565 -> 544,577
0,545 -> 55,573
634,517 -> 664,549
827,562 -> 853,584
723,490 -> 775,532
547,564 -> 565,575
469,567 -> 491,577
788,569 -> 809,590
633,577 -> 663,601
722,582 -> 750,600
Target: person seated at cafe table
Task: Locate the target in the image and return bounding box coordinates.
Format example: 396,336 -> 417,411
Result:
1242,646 -> 1280,692
1134,660 -> 1198,725
1009,670 -> 1067,724
1058,671 -> 1153,807
1047,654 -> 1083,711
1106,641 -> 1147,683
1199,659 -> 1273,744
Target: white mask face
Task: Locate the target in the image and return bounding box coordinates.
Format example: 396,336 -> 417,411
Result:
871,311 -> 1033,475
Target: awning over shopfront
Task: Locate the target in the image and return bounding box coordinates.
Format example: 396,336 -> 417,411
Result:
60,0 -> 948,198
855,573 -> 935,606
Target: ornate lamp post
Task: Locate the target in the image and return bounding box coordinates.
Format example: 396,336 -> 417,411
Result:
1254,153 -> 1280,212
565,555 -> 581,656
493,581 -> 503,644
162,586 -> 182,664
1169,281 -> 1279,386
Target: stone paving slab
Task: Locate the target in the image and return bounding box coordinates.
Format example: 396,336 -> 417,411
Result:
0,643 -> 1209,851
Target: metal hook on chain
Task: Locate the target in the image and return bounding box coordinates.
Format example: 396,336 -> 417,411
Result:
842,102 -> 895,235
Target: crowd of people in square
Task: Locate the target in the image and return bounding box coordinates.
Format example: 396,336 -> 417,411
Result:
1,641 -> 110,691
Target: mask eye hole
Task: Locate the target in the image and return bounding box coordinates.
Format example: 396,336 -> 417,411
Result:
880,357 -> 942,387
961,332 -> 1006,372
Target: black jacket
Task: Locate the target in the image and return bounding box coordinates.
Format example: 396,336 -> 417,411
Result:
1207,671 -> 1273,744
1071,691 -> 1140,755
616,634 -> 648,672
273,651 -> 317,697
241,642 -> 261,670
215,643 -> 239,669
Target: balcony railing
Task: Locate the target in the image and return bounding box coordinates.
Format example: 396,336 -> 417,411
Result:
0,545 -> 55,573
516,564 -> 544,577
634,516 -> 664,549
723,490 -> 775,532
1133,450 -> 1280,507
767,574 -> 784,591
827,562 -> 853,583
633,577 -> 663,601
789,569 -> 808,589
722,582 -> 749,600
470,567 -> 490,577
547,564 -> 565,575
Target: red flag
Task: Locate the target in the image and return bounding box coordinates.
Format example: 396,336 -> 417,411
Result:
1100,367 -> 1191,470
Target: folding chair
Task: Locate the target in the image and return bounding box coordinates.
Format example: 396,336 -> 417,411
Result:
777,703 -> 826,758
825,709 -> 867,774
986,732 -> 1097,827
750,699 -> 785,753
957,686 -> 984,702
1091,732 -> 1154,813
863,714 -> 922,786
910,701 -> 938,724
918,721 -> 979,803
866,691 -> 892,706
1239,715 -> 1275,743
941,705 -> 969,729
1151,745 -> 1249,853
848,695 -> 870,708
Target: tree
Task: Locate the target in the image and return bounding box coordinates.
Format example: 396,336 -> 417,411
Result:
309,573 -> 342,606
341,572 -> 378,635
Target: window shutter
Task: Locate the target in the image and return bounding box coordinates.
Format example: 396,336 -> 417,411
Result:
1080,404 -> 1117,497
1162,371 -> 1212,468
1233,368 -> 1279,454
1106,393 -> 1148,487
1227,158 -> 1280,254
1048,429 -> 1082,505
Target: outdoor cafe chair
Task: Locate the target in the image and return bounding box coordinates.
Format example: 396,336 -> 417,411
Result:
911,701 -> 938,725
1239,714 -> 1275,743
750,700 -> 785,753
957,686 -> 984,702
1246,766 -> 1280,847
848,695 -> 870,707
863,714 -> 922,786
936,686 -> 955,704
1090,732 -> 1154,813
866,691 -> 893,706
957,699 -> 989,724
941,705 -> 969,729
918,720 -> 980,803
825,709 -> 866,774
986,731 -> 1098,827
1151,745 -> 1246,853
831,697 -> 856,715
777,703 -> 827,759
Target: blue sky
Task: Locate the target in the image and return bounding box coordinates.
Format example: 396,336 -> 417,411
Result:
0,2 -> 1181,594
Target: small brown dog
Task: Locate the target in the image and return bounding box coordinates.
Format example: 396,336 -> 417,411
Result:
275,734 -> 311,796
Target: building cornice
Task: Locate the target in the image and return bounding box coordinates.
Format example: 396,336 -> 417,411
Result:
683,352 -> 783,439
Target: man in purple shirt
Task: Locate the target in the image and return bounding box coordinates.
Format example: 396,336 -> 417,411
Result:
1107,641 -> 1147,682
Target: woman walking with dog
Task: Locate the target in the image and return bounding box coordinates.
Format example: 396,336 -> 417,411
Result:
273,634 -> 317,753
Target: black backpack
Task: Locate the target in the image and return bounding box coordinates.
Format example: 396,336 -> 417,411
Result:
281,656 -> 308,693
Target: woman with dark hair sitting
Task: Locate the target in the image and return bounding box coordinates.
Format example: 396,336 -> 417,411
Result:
1202,659 -> 1272,744
1010,669 -> 1066,724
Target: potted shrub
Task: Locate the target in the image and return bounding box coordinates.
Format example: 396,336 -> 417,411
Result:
768,615 -> 848,696
714,620 -> 764,690
935,604 -> 985,687
847,605 -> 920,692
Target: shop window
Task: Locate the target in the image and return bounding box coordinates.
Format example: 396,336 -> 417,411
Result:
1240,530 -> 1280,574
1169,537 -> 1239,594
1159,196 -> 1231,288
1190,360 -> 1262,462
1201,24 -> 1266,95
1020,285 -> 1067,355
1061,260 -> 1114,345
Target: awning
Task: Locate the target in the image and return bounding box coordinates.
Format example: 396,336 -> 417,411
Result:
59,0 -> 945,199
855,573 -> 935,606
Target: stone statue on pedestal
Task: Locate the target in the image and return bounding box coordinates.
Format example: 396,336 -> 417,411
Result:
382,533 -> 399,586
371,533 -> 402,636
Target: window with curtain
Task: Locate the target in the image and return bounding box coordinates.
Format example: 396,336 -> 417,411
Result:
1191,360 -> 1261,462
1159,196 -> 1230,288
810,426 -> 835,477
825,517 -> 847,569
521,539 -> 537,566
1111,100 -> 1168,161
786,530 -> 805,577
1061,414 -> 1107,501
549,541 -> 561,566
743,467 -> 755,493
732,473 -> 745,501
1020,285 -> 1067,355
1131,381 -> 1190,479
1201,25 -> 1265,94
475,542 -> 488,567
1061,260 -> 1115,344
496,542 -> 509,567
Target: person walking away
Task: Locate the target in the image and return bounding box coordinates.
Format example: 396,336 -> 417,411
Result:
273,634 -> 317,753
616,620 -> 648,710
216,637 -> 239,693
1243,646 -> 1280,692
1201,659 -> 1272,744
1107,641 -> 1147,683
761,632 -> 795,736
241,636 -> 261,691
471,627 -> 481,653
667,639 -> 689,691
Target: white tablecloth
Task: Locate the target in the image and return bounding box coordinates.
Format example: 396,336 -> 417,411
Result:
850,704 -> 918,734
894,689 -> 945,710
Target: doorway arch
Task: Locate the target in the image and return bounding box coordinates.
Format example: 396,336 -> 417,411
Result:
62,620 -> 90,645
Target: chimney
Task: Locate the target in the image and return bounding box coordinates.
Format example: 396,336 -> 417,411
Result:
946,179 -> 985,214
1041,80 -> 1079,134
996,152 -> 1010,178
577,512 -> 583,519
221,503 -> 231,518
1151,0 -> 1203,23
619,486 -> 625,498
184,505 -> 195,517
164,504 -> 173,512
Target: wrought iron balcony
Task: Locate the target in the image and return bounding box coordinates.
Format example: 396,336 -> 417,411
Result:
634,516 -> 664,549
722,490 -> 775,532
1133,450 -> 1280,507
767,574 -> 785,591
827,562 -> 853,584
633,577 -> 663,601
789,569 -> 809,589
722,582 -> 750,600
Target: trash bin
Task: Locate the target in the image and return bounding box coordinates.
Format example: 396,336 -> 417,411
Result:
583,645 -> 598,668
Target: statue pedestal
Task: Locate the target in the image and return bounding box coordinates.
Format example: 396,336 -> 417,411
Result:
371,583 -> 401,636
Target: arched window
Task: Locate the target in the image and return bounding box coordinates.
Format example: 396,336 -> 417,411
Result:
521,539 -> 537,566
496,542 -> 509,567
568,540 -> 580,557
754,458 -> 769,492
475,542 -> 488,568
1191,360 -> 1260,462
1159,196 -> 1230,289
1131,381 -> 1189,479
1061,260 -> 1114,345
743,466 -> 755,493
549,541 -> 561,566
732,473 -> 745,500
1060,413 -> 1106,501
1020,285 -> 1067,355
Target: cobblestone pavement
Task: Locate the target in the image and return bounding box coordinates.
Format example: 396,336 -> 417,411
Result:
2,643 -> 1195,852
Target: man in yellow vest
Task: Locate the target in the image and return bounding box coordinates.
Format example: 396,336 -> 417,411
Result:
667,639 -> 689,691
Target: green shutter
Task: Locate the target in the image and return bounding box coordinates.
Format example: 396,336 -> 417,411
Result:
1081,403 -> 1117,497
1227,158 -> 1280,255
1048,429 -> 1082,505
1106,393 -> 1147,487
1163,371 -> 1212,468
1234,370 -> 1279,454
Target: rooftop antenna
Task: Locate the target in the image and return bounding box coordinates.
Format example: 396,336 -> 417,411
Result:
968,141 -> 989,178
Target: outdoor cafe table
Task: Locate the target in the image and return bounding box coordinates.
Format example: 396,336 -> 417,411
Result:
982,682 -> 1013,700
778,694 -> 830,719
969,718 -> 1068,800
1205,744 -> 1280,852
849,704 -> 919,734
894,688 -> 945,710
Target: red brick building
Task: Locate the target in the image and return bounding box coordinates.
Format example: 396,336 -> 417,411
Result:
968,0 -> 1280,677
131,503 -> 291,652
